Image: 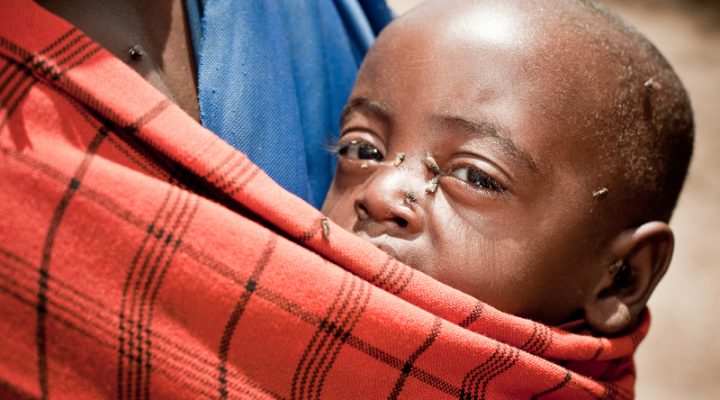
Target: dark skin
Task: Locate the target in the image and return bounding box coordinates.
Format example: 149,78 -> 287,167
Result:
322,0 -> 673,334
38,0 -> 200,121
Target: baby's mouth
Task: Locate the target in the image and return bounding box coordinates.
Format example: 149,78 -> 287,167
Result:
372,241 -> 402,261
364,237 -> 423,272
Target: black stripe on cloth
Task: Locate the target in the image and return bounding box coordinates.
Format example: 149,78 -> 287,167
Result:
133,190 -> 195,399
142,195 -> 201,400
134,191 -> 197,399
98,104 -> 199,188
217,236 -> 278,400
4,149 -> 488,399
0,78 -> 36,130
372,258 -> 401,291
537,325 -> 553,355
309,277 -> 372,399
56,40 -> 97,67
391,267 -> 415,296
62,46 -> 102,72
36,29 -> 102,78
203,150 -> 241,182
0,248 -> 280,398
226,166 -> 262,197
0,60 -> 38,129
46,31 -> 84,60
0,59 -> 14,81
39,28 -> 78,55
0,58 -> 24,93
35,125 -> 109,400
598,382 -> 618,400
114,99 -> 185,400
125,188 -> 186,400
105,134 -> 175,180
520,322 -> 553,356
215,156 -> 252,193
458,301 -> 484,328
290,270 -> 347,399
0,268 -> 277,400
125,99 -> 172,132
1,34 -> 110,120
388,317 -> 443,400
202,150 -> 258,197
297,217 -> 324,242
367,256 -> 415,296
590,340 -> 605,361
291,273 -> 372,400
530,372 -> 572,399
311,280 -> 372,399
520,323 -> 540,352
460,342 -> 521,400
0,250 -> 257,399
0,37 -> 32,62
116,177 -> 174,400
385,262 -> 414,296
367,255 -> 393,284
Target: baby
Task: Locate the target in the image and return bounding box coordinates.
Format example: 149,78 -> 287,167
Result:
321,0 -> 693,335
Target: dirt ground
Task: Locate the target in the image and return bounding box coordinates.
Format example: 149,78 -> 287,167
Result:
386,1 -> 720,398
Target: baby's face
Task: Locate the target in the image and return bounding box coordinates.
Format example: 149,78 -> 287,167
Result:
322,6 -> 621,325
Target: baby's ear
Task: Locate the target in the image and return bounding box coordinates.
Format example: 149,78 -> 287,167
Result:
584,222 -> 673,335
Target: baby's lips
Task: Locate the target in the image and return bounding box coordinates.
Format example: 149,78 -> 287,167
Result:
372,241 -> 402,261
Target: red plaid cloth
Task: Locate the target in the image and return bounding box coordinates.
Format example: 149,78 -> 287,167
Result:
0,2 -> 647,399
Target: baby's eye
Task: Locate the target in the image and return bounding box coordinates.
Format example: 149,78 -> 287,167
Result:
450,166 -> 504,192
337,140 -> 384,162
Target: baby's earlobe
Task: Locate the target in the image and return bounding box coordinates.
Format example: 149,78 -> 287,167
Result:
585,296 -> 632,335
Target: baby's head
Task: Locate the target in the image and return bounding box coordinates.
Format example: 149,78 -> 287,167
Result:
321,0 -> 693,334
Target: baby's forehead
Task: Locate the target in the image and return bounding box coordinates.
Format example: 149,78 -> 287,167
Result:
376,0 -> 638,81
376,5 -> 630,105
367,17 -> 625,134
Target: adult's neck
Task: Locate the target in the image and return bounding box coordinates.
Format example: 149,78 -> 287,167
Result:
38,0 -> 200,121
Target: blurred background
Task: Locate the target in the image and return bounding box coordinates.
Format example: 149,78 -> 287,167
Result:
385,1 -> 720,398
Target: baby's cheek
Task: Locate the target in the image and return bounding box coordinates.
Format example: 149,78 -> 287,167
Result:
434,227 -> 537,311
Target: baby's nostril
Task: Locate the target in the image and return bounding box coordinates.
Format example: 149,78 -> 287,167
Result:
393,216 -> 409,228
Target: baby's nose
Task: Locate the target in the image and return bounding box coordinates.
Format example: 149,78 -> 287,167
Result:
353,158 -> 427,236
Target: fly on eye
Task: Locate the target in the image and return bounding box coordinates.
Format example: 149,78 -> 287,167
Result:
450,166 -> 504,192
337,140 -> 384,162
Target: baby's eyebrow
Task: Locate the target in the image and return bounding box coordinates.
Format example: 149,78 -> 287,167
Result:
437,115 -> 539,174
340,97 -> 392,127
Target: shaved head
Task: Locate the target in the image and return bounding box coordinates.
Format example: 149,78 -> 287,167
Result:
578,0 -> 693,225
